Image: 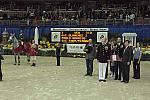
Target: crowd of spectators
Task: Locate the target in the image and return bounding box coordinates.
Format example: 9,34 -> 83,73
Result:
0,9 -> 137,21
0,1 -> 149,25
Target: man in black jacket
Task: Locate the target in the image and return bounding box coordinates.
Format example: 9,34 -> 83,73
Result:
114,37 -> 124,80
97,38 -> 110,82
56,43 -> 61,66
122,40 -> 133,83
0,44 -> 4,81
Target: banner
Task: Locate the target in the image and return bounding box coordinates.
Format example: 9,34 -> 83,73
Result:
51,32 -> 61,42
67,44 -> 86,53
51,28 -> 109,32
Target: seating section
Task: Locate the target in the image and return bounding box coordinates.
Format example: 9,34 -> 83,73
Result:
0,0 -> 149,26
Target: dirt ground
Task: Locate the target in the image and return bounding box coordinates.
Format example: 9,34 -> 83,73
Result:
0,55 -> 150,100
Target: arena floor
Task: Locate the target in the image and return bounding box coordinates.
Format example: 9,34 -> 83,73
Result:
0,55 -> 150,100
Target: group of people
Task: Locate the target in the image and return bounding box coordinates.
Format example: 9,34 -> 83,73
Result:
0,36 -> 142,82
84,37 -> 142,83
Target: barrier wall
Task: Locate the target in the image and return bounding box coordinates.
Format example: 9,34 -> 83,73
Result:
0,25 -> 150,42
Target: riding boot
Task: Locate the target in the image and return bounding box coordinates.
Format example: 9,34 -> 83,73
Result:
27,56 -> 30,64
18,56 -> 20,65
27,59 -> 30,63
14,57 -> 17,65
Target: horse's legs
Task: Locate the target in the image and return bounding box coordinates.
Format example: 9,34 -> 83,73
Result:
18,53 -> 20,65
31,56 -> 36,66
14,53 -> 17,65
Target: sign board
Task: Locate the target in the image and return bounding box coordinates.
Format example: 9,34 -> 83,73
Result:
97,32 -> 108,43
51,28 -> 109,44
51,32 -> 61,42
51,28 -> 108,32
67,44 -> 86,53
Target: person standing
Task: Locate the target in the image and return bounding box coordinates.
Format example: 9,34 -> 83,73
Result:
97,38 -> 110,82
55,43 -> 61,66
114,37 -> 124,80
0,44 -> 4,81
105,41 -> 111,79
83,39 -> 96,76
110,41 -> 116,77
133,42 -> 142,79
122,40 -> 133,83
30,40 -> 38,66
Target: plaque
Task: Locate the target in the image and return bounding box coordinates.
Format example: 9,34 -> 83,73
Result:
110,55 -> 121,61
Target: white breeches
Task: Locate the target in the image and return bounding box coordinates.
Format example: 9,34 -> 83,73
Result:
98,63 -> 107,80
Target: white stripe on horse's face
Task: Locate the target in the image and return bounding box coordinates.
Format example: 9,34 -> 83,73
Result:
8,34 -> 14,42
8,34 -> 19,48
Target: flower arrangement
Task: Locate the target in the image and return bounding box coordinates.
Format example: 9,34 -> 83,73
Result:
39,40 -> 51,49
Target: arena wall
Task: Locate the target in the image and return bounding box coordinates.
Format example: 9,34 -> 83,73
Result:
0,25 -> 150,43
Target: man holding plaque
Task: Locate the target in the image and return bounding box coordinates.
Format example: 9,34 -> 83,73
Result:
110,41 -> 116,77
114,38 -> 125,80
83,39 -> 96,76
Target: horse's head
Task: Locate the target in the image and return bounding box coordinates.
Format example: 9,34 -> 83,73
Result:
8,33 -> 20,50
8,33 -> 15,43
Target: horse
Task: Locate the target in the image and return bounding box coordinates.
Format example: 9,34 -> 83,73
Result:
8,33 -> 23,65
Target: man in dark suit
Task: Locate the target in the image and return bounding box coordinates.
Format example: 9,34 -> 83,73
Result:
122,40 -> 133,83
114,37 -> 124,80
56,43 -> 61,66
0,44 -> 4,81
83,39 -> 96,76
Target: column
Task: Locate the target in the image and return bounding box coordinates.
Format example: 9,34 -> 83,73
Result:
132,36 -> 134,46
134,36 -> 137,47
123,36 -> 125,43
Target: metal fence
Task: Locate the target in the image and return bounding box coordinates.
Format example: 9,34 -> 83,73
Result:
0,18 -> 148,26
